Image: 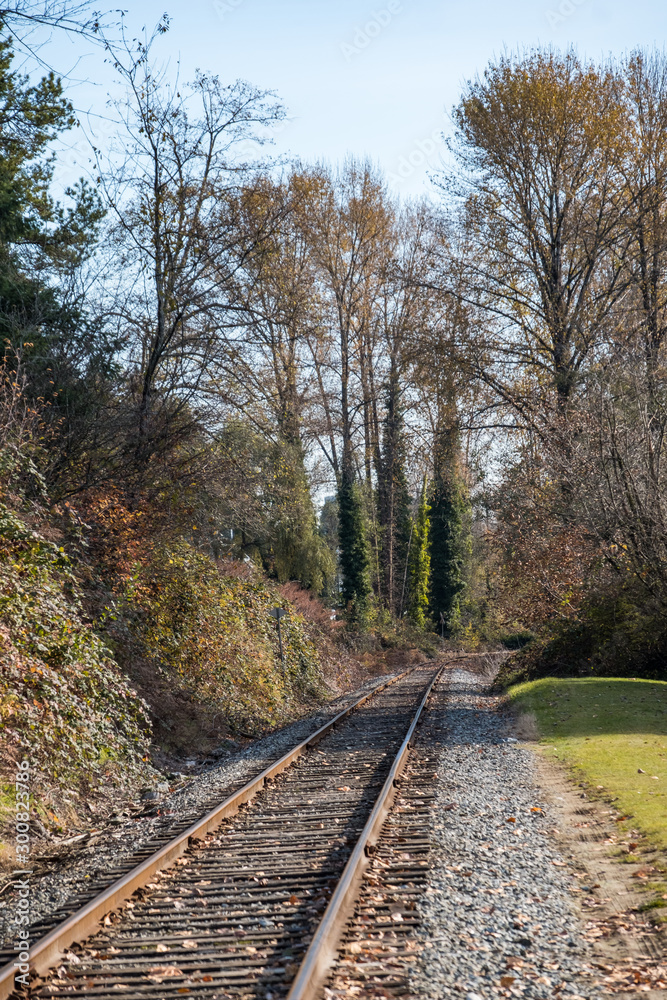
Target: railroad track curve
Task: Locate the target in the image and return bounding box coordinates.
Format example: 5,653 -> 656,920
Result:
2,663 -> 445,1000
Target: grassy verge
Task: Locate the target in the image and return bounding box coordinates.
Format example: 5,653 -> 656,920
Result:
508,677 -> 667,914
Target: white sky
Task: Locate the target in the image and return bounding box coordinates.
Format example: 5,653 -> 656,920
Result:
32,0 -> 667,201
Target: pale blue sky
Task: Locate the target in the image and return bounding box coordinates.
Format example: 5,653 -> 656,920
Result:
38,0 -> 667,199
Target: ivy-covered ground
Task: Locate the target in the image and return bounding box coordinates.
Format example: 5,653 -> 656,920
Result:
0,499 -> 330,864
0,502 -> 155,858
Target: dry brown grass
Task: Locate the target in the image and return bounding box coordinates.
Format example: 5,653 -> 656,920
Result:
511,710 -> 540,741
278,582 -> 429,694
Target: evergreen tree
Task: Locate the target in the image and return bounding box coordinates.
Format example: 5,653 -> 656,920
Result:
429,430 -> 472,634
407,478 -> 431,628
0,28 -> 109,493
214,422 -> 334,594
337,466 -> 371,620
0,31 -> 104,324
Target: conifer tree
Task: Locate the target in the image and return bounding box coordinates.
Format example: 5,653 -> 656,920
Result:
268,441 -> 335,594
429,429 -> 471,634
338,466 -> 372,621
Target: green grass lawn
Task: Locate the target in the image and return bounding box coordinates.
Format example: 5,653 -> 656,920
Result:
508,677 -> 667,853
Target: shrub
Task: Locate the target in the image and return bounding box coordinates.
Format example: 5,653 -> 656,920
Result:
124,541 -> 325,733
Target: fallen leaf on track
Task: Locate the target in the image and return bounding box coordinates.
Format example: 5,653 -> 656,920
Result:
147,966 -> 182,979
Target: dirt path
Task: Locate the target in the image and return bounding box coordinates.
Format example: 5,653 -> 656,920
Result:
532,752 -> 667,995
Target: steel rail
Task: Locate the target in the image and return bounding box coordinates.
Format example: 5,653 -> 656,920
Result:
0,669 -> 413,1000
286,664 -> 443,1000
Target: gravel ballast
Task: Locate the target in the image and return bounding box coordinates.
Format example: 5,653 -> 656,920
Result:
412,667 -> 601,999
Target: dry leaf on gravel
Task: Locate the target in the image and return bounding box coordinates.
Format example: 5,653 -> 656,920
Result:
147,965 -> 182,979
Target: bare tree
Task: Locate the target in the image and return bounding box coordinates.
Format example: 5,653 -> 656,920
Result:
215,174 -> 321,451
620,50 -> 667,377
441,50 -> 630,429
97,30 -> 286,469
293,159 -> 394,481
0,1 -> 128,68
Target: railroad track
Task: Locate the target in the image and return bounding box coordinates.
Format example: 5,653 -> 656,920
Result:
2,663 -> 446,1000
0,671 -> 409,972
324,675 -> 449,997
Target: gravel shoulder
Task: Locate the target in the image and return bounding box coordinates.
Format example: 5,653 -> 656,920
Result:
0,670 -> 395,954
411,667 -> 604,999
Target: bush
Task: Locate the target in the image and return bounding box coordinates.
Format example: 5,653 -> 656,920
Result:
499,629 -> 536,650
494,586 -> 667,689
123,541 -> 325,734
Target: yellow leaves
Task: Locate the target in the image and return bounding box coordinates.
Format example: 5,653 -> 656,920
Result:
132,540 -> 321,728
